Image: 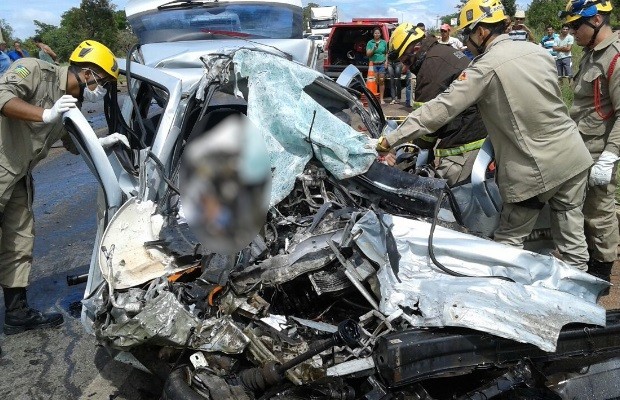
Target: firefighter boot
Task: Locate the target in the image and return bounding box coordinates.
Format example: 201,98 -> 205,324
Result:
588,260 -> 614,282
3,287 -> 64,335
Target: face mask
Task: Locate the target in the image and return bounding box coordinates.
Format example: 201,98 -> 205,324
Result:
83,84 -> 107,103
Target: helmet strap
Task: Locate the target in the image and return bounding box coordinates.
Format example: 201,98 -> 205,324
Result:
69,65 -> 98,103
584,19 -> 602,48
468,26 -> 491,55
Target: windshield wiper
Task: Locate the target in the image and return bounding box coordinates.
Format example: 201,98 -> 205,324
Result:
158,0 -> 219,10
200,29 -> 252,38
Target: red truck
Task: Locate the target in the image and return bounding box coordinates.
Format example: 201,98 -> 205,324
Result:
323,17 -> 399,80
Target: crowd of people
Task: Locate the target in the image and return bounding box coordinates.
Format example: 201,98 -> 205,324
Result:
0,37 -> 58,75
377,0 -> 620,282
370,4 -> 579,109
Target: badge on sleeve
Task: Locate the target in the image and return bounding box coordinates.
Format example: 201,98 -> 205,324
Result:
457,71 -> 467,81
14,65 -> 31,79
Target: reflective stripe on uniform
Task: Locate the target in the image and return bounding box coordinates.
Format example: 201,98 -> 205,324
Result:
434,138 -> 486,157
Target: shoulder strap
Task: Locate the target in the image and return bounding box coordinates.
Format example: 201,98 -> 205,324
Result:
607,52 -> 620,81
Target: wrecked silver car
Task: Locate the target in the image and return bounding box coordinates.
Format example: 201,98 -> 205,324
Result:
63,48 -> 620,399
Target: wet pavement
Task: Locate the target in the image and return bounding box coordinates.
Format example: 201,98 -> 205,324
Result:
0,117 -> 158,399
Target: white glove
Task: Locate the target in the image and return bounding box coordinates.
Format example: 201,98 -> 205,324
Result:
589,150 -> 620,186
41,95 -> 78,124
99,133 -> 130,149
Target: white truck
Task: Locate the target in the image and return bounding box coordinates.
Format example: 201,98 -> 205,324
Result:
310,5 -> 338,37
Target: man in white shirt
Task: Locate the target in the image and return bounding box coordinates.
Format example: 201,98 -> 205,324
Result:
438,23 -> 464,49
553,24 -> 574,85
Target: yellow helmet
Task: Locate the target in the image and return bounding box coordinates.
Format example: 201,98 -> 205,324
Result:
69,40 -> 119,80
388,23 -> 425,60
560,0 -> 612,23
457,0 -> 507,32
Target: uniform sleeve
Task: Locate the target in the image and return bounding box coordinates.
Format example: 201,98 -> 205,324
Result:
0,61 -> 39,112
386,63 -> 490,147
604,55 -> 620,155
60,132 -> 80,155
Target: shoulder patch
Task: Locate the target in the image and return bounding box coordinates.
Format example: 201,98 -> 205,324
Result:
457,71 -> 467,81
13,65 -> 31,79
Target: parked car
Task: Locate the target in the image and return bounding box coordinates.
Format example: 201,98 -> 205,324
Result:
307,34 -> 326,52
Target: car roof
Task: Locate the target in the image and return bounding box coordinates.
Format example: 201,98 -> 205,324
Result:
126,0 -> 303,18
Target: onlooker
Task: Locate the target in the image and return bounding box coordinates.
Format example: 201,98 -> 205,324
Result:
562,0 -> 619,282
0,42 -> 11,75
0,40 -> 121,335
388,23 -> 488,186
377,0 -> 592,271
387,58 -> 403,104
366,27 -> 388,104
7,41 -> 30,61
438,23 -> 464,50
33,36 -> 57,64
509,10 -> 536,42
553,24 -> 574,85
540,25 -> 559,57
404,65 -> 414,108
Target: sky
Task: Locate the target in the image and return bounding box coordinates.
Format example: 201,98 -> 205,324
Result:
0,0 -> 531,41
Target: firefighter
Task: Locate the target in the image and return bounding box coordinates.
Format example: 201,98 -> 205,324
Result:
376,0 -> 593,271
0,40 -> 121,335
388,23 -> 488,186
561,0 -> 620,282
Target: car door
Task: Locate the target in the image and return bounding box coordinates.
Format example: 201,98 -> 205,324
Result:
62,60 -> 184,326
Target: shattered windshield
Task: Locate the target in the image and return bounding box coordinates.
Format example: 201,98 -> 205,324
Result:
128,2 -> 304,43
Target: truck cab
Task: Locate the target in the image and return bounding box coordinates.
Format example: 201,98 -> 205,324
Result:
323,18 -> 398,80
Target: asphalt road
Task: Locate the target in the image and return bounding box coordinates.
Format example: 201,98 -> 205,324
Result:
0,146 -> 159,399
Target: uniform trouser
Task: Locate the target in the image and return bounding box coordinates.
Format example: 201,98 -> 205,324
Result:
494,169 -> 589,270
584,169 -> 619,263
435,149 -> 479,187
0,174 -> 34,288
584,139 -> 619,263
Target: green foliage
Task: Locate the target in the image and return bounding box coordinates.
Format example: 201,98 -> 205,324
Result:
19,0 -> 133,61
502,0 -> 517,18
0,19 -> 15,44
114,10 -> 128,31
526,0 -> 566,31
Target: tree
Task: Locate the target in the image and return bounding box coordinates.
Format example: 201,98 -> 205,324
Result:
526,0 -> 566,31
0,19 -> 15,44
303,3 -> 320,32
54,0 -> 120,60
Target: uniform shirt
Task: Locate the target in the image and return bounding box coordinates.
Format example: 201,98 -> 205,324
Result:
554,34 -> 574,60
0,59 -> 76,183
366,39 -> 387,63
386,34 -> 592,203
0,51 -> 11,74
410,37 -> 487,150
540,33 -> 558,57
571,32 -> 620,156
